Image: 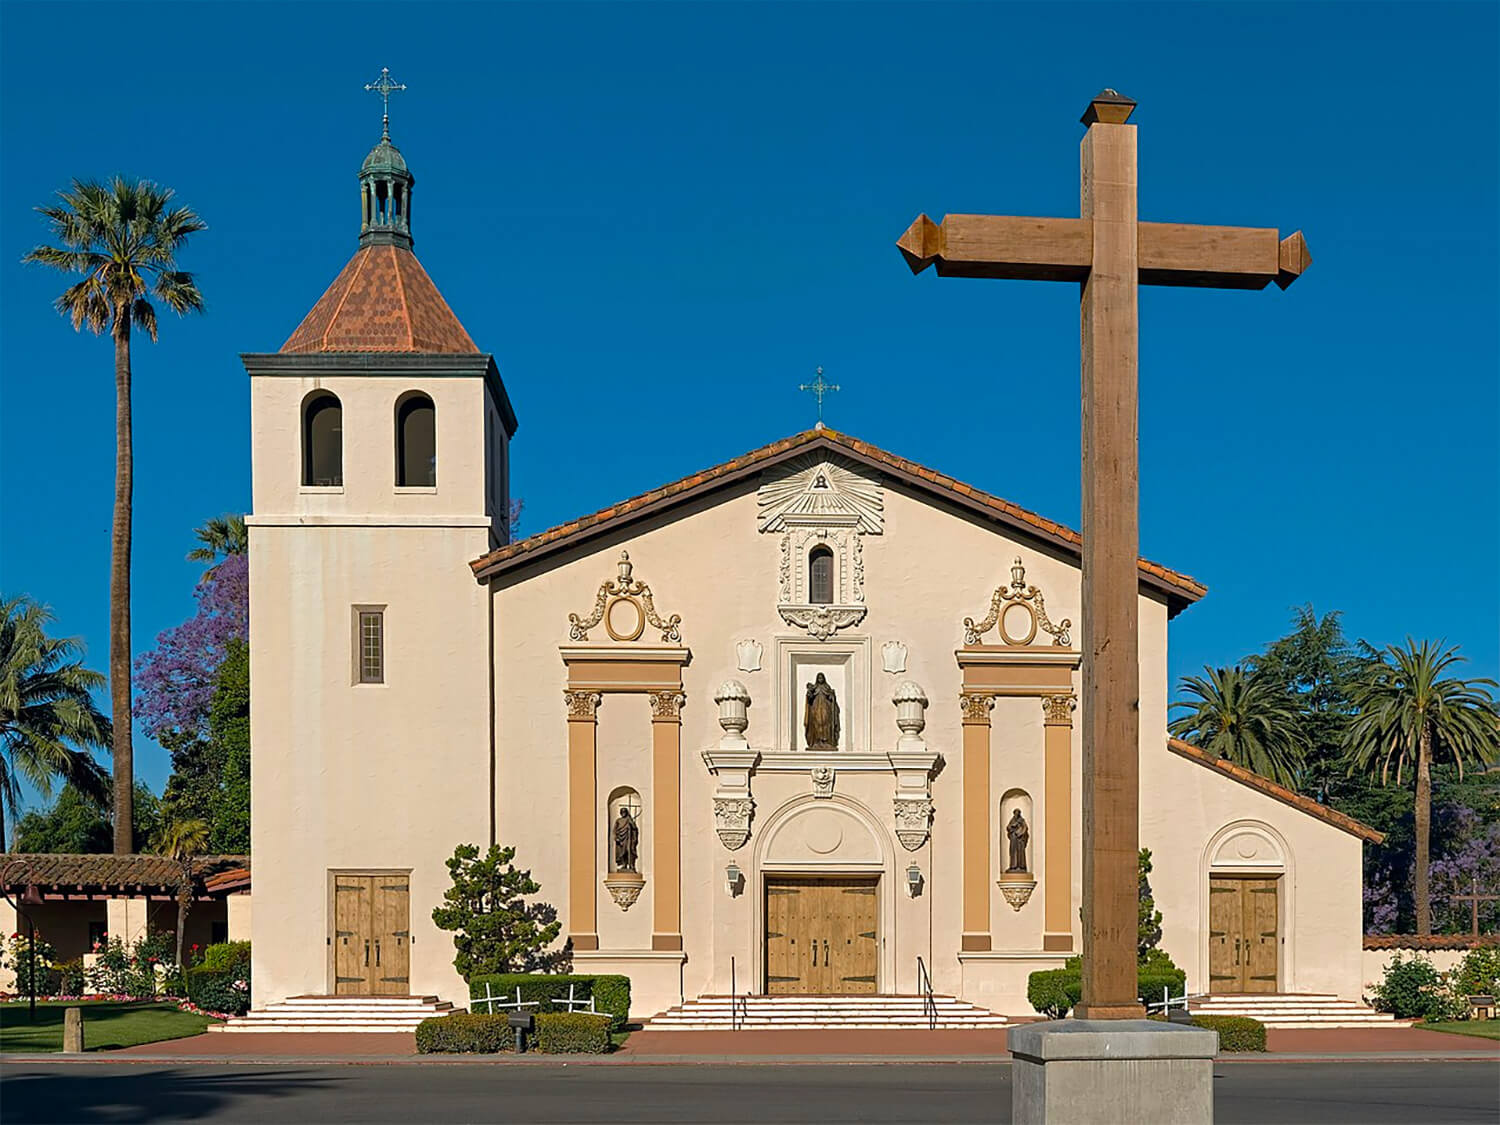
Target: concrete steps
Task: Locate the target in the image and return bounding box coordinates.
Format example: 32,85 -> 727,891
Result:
642,994 -> 1010,1031
1188,993 -> 1405,1030
210,994 -> 459,1034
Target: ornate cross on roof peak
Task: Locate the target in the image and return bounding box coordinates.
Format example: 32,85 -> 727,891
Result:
799,366 -> 840,426
364,67 -> 407,140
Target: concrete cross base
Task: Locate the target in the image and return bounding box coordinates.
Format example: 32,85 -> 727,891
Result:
1008,1019 -> 1218,1124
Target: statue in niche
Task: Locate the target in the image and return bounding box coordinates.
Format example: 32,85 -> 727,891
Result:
1006,809 -> 1030,873
612,805 -> 640,873
804,672 -> 841,751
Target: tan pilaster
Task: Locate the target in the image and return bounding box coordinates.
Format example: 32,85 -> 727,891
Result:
564,690 -> 601,950
1042,693 -> 1077,952
1075,109 -> 1146,1020
648,691 -> 685,951
960,692 -> 995,951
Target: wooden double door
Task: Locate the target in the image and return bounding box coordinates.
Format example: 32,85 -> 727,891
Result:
332,874 -> 411,995
765,877 -> 878,994
1208,876 -> 1279,993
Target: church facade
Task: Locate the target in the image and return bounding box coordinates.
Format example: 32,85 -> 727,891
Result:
245,126 -> 1379,1019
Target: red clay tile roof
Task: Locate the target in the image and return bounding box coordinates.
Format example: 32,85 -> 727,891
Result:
0,853 -> 250,893
1165,738 -> 1384,843
202,866 -> 251,895
280,244 -> 478,354
1363,934 -> 1497,950
470,427 -> 1207,610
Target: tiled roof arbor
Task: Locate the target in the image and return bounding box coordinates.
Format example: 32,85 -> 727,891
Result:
0,853 -> 250,900
470,427 -> 1208,616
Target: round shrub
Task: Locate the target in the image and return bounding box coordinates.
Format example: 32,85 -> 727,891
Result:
535,1012 -> 612,1054
1371,953 -> 1452,1020
1189,1014 -> 1266,1052
416,1013 -> 514,1054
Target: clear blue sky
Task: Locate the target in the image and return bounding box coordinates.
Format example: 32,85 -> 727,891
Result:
2,3 -> 1496,806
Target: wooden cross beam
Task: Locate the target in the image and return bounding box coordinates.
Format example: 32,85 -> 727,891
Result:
898,90 -> 1309,1021
1446,880 -> 1500,938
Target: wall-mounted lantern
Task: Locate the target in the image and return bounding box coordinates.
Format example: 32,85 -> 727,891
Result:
906,863 -> 924,898
725,862 -> 743,897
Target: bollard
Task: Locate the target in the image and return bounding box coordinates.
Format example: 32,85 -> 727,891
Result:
63,1007 -> 85,1053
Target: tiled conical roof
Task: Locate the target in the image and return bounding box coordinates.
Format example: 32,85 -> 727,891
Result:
280,243 -> 478,354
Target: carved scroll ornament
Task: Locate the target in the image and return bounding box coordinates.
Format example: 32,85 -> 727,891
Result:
568,551 -> 682,643
963,557 -> 1072,646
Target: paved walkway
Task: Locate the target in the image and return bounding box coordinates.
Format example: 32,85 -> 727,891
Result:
1264,1026 -> 1499,1056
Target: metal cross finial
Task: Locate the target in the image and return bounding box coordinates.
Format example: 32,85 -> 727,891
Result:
364,67 -> 407,139
799,366 -> 840,425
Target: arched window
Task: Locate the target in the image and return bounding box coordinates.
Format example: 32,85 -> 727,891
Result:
395,392 -> 436,487
302,392 -> 343,487
809,546 -> 835,605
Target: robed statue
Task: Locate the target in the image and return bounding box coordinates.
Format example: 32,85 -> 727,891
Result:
804,672 -> 841,751
1006,809 -> 1030,873
613,806 -> 639,872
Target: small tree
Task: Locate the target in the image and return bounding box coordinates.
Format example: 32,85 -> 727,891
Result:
1138,848 -> 1164,961
431,843 -> 569,980
156,816 -> 209,972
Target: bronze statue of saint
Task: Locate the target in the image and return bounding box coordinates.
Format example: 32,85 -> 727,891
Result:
1006,809 -> 1030,873
804,672 -> 841,751
613,805 -> 639,872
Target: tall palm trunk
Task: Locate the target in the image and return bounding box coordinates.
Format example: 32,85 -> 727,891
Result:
175,876 -> 191,971
1414,722 -> 1433,935
111,306 -> 134,855
1,786 -> 7,853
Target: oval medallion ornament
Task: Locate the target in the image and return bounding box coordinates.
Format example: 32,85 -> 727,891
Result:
605,596 -> 646,641
1000,602 -> 1039,646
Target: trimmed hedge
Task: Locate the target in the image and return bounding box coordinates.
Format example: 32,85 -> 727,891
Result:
416,1013 -> 514,1054
1026,959 -> 1188,1019
536,1012 -> 613,1054
468,973 -> 630,1031
1188,1014 -> 1266,1052
200,941 -> 251,973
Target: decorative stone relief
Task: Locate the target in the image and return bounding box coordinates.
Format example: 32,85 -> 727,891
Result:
713,797 -> 754,851
604,872 -> 645,911
881,640 -> 908,674
811,766 -> 835,798
776,529 -> 867,640
963,557 -> 1072,647
959,692 -> 995,724
568,551 -> 682,643
893,797 -> 934,851
564,690 -> 602,720
757,454 -> 884,534
736,639 -> 763,673
998,877 -> 1037,911
1041,693 -> 1077,726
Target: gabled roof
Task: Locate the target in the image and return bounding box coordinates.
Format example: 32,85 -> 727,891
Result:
470,427 -> 1207,615
1166,738 -> 1384,843
280,243 -> 478,354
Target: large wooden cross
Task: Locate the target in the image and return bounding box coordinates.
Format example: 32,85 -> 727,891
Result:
899,90 -> 1309,1020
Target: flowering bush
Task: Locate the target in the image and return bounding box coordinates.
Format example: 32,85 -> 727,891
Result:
3,932 -> 56,995
88,933 -> 180,998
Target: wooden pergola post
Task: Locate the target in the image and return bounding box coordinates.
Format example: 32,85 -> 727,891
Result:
898,90 -> 1309,1020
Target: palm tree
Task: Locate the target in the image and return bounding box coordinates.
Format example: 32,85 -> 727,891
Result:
0,596 -> 112,851
1169,665 -> 1305,788
187,515 -> 247,566
24,178 -> 206,854
1344,640 -> 1499,934
157,816 -> 210,972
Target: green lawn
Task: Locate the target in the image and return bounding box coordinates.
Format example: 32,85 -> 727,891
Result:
1416,1020 -> 1500,1041
0,1000 -> 218,1053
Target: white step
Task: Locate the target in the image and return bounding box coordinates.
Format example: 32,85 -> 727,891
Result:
212,994 -> 458,1034
641,994 -> 1008,1031
1187,994 -> 1401,1030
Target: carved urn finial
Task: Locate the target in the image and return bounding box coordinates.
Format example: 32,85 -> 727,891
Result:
892,680 -> 929,749
1010,557 -> 1027,590
617,550 -> 633,585
715,679 -> 751,749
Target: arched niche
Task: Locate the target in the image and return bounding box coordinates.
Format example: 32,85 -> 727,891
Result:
1000,788 -> 1034,875
1206,820 -> 1287,873
606,786 -> 643,874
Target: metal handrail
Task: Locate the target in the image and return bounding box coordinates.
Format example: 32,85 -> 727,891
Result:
916,956 -> 937,1030
730,956 -> 748,1031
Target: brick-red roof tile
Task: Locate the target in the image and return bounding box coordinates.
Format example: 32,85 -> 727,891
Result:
281,244 -> 477,354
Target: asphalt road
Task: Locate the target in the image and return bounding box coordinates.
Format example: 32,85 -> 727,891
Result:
1,1061 -> 1497,1124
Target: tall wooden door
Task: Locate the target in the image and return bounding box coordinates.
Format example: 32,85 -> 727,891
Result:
332,874 -> 411,995
1208,876 -> 1279,993
765,877 -> 878,994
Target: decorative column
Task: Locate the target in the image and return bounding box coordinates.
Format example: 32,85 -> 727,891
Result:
649,691 -> 686,951
891,682 -> 937,850
706,681 -> 758,850
1042,693 -> 1077,951
565,690 -> 601,950
960,691 -> 995,951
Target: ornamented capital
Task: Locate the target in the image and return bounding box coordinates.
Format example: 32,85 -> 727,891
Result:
713,797 -> 754,850
1042,693 -> 1077,727
893,797 -> 934,851
960,692 -> 995,725
648,691 -> 687,721
564,690 -> 602,720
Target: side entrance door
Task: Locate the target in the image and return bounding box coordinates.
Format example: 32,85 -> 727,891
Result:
1208,875 -> 1279,993
332,874 -> 411,995
765,877 -> 878,995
